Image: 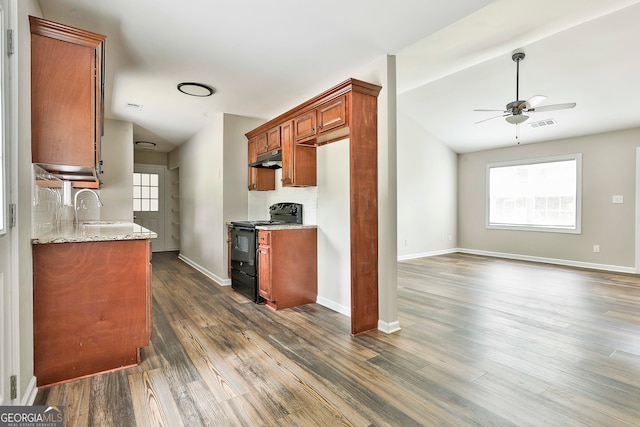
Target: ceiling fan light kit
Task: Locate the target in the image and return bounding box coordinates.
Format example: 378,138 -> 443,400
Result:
474,51 -> 576,126
506,114 -> 529,125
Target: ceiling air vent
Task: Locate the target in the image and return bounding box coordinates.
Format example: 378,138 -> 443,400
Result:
126,103 -> 143,110
529,118 -> 557,128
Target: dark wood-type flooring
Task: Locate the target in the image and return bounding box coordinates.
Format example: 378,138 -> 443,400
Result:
35,252 -> 640,426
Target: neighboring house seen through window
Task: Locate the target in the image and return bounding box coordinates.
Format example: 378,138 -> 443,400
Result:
486,154 -> 582,234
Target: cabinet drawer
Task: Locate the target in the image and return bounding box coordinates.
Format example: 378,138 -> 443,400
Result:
258,231 -> 270,245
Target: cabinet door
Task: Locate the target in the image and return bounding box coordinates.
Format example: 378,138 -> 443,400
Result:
282,120 -> 316,187
256,132 -> 269,155
317,95 -> 346,134
281,121 -> 294,186
258,244 -> 272,301
293,110 -> 317,142
248,138 -> 258,190
248,137 -> 276,191
267,126 -> 281,151
31,34 -> 95,167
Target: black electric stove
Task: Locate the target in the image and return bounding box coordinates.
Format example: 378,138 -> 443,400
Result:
229,203 -> 303,302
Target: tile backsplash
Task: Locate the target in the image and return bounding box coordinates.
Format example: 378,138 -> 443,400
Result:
32,165 -> 102,237
248,169 -> 318,224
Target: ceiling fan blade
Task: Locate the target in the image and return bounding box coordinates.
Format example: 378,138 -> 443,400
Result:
528,102 -> 576,113
524,95 -> 546,109
474,109 -> 507,112
475,113 -> 510,124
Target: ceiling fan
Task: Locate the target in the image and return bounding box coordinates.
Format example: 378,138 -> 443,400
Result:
474,52 -> 576,125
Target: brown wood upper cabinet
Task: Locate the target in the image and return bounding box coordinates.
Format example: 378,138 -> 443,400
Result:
248,137 -> 275,191
294,95 -> 347,144
255,126 -> 281,155
281,120 -> 316,187
30,16 -> 106,188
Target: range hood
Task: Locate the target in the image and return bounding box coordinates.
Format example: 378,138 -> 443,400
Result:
250,149 -> 282,169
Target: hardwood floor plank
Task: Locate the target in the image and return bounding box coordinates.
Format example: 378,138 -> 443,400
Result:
239,329 -> 375,426
183,380 -> 229,426
34,376 -> 91,426
541,385 -> 640,427
128,368 -> 185,427
89,370 -> 136,426
171,318 -> 250,401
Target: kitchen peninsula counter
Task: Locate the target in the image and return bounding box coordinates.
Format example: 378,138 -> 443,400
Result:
256,224 -> 317,231
32,221 -> 157,244
32,221 -> 155,387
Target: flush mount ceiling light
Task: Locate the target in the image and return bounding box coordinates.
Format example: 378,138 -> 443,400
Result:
177,82 -> 215,97
134,141 -> 157,151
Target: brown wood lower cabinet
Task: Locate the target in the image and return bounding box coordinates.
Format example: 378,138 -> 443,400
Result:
258,228 -> 317,310
33,239 -> 152,387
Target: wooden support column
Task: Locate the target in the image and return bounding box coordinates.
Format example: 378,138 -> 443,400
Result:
349,82 -> 381,335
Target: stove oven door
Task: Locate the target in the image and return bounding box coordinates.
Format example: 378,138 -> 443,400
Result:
230,226 -> 257,276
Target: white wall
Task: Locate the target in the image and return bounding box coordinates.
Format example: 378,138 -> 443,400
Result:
99,119 -> 133,221
458,127 -> 640,271
178,113 -> 263,283
396,112 -> 458,259
316,139 -> 350,315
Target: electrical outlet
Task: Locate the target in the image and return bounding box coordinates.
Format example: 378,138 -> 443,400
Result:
612,195 -> 624,204
593,244 -> 600,253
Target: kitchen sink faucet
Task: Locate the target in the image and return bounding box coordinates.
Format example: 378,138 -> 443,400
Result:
74,189 -> 104,224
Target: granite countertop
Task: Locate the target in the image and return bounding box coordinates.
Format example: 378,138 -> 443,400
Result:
32,221 -> 157,244
255,224 -> 318,230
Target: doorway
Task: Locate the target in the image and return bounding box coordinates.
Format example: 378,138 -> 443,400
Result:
133,164 -> 180,252
133,164 -> 165,252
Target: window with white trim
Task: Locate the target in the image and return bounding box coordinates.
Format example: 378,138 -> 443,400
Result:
133,172 -> 159,212
487,154 -> 582,233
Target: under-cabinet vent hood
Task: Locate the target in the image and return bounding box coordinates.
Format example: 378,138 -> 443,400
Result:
250,149 -> 282,169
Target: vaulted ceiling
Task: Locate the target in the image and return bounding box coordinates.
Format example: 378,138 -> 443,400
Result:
38,0 -> 640,153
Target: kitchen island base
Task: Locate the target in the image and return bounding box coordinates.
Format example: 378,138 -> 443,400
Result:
33,239 -> 152,387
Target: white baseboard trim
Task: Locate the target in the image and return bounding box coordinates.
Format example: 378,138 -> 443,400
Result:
316,296 -> 351,317
457,248 -> 636,274
21,376 -> 37,405
177,253 -> 231,286
378,320 -> 401,334
398,248 -> 457,261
